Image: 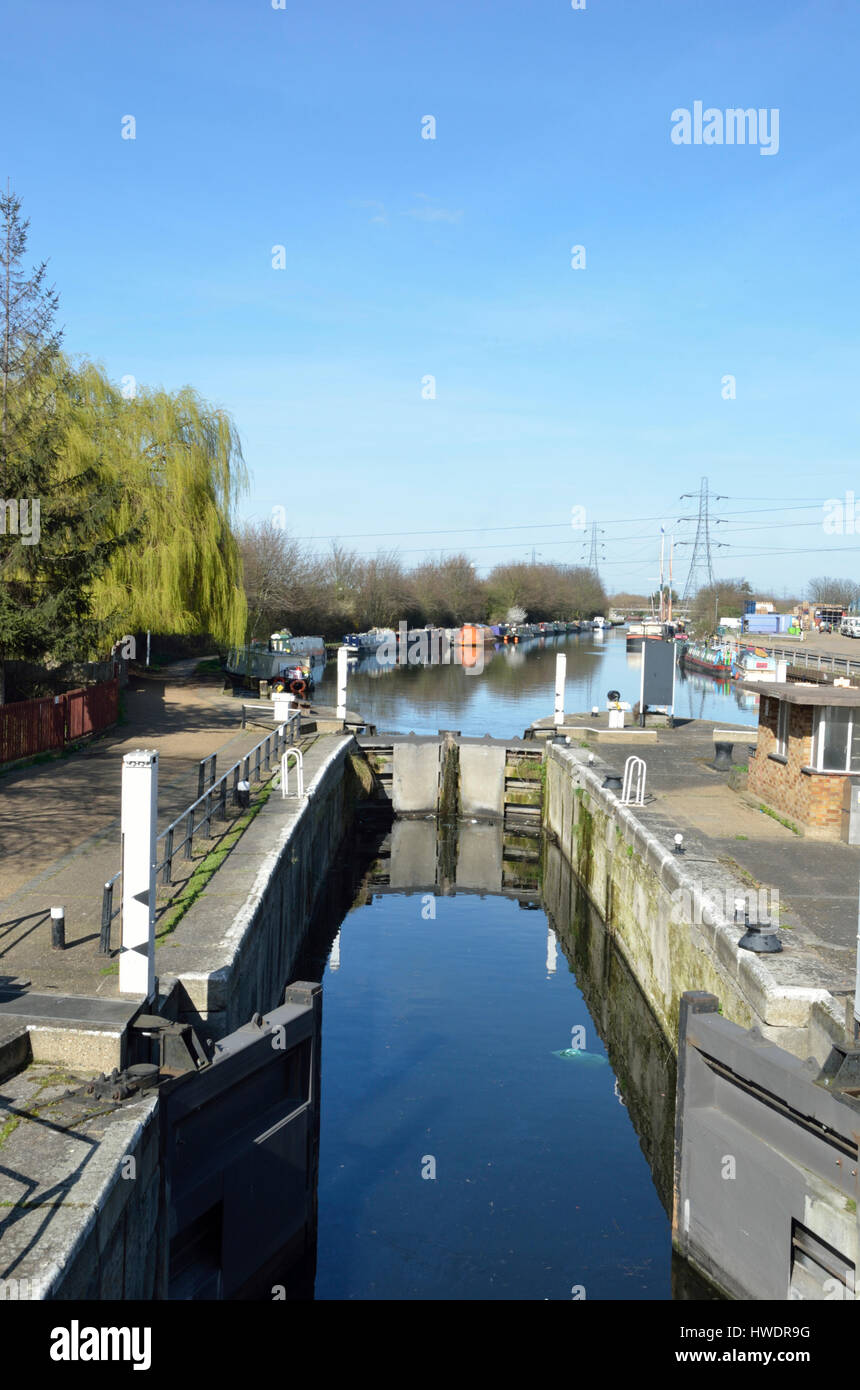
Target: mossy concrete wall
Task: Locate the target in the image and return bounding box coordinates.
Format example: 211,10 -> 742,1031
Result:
545,745 -> 843,1062
161,736 -> 364,1041
541,840 -> 676,1215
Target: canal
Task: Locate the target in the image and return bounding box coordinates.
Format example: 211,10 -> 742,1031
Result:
315,628 -> 759,737
294,631 -> 742,1299
294,824 -> 677,1301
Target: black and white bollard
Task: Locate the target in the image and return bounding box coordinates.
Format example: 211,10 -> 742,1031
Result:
237,778 -> 251,809
120,749 -> 158,998
50,906 -> 66,951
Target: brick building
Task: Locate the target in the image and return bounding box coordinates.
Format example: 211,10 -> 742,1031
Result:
744,682 -> 860,839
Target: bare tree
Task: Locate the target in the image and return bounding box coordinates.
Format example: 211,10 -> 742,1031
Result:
807,576 -> 860,609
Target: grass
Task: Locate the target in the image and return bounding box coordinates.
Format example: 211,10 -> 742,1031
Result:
194,657 -> 223,675
0,1069 -> 83,1150
735,834 -> 748,840
758,803 -> 801,835
99,784 -> 275,973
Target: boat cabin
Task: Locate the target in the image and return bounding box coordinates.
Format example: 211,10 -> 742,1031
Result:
743,681 -> 860,839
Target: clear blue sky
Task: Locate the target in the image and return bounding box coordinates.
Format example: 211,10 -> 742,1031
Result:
5,0 -> 860,596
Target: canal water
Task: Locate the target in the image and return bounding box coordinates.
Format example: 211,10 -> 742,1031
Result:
296,630 -> 734,1300
316,629 -> 759,738
294,827 -> 676,1301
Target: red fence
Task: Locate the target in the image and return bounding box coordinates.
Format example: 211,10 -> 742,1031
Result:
0,679 -> 119,766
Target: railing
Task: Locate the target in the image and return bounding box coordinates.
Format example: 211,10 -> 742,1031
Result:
729,638 -> 858,680
98,713 -> 301,955
240,698 -> 300,729
620,755 -> 646,806
281,747 -> 304,798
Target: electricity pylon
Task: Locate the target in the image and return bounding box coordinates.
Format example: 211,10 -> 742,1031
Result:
679,478 -> 726,603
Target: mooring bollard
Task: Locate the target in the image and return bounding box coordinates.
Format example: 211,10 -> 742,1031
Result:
51,905 -> 66,951
554,653 -> 566,727
237,778 -> 251,809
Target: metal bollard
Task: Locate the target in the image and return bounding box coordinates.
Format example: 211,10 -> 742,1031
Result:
237,778 -> 251,809
51,905 -> 66,951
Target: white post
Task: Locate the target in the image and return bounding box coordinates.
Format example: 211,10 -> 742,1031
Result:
337,644 -> 349,722
273,692 -> 293,723
119,749 -> 158,999
145,630 -> 151,668
330,931 -> 341,972
554,653 -> 566,726
546,926 -> 557,976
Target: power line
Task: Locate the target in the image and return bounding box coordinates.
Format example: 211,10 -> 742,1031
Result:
680,477 -> 724,602
249,501 -> 823,545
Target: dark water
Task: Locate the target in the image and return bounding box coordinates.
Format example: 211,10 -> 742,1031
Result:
297,630 -> 734,1299
316,629 -> 759,737
295,826 -> 676,1301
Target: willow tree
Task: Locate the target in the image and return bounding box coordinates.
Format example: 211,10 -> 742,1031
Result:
71,363 -> 249,647
0,193 -> 132,702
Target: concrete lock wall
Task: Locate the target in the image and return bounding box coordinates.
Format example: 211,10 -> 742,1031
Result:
161,736 -> 356,1040
34,1096 -> 163,1300
544,744 -> 844,1063
674,992 -> 860,1301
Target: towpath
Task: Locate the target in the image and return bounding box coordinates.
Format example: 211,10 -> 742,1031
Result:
0,664 -> 306,999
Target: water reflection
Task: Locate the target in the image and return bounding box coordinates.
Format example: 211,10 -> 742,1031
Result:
317,631 -> 759,737
293,814 -> 675,1300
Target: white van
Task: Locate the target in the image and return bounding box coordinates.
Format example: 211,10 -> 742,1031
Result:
840,617 -> 860,638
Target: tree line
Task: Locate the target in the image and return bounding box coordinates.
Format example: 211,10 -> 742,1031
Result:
237,521 -> 608,643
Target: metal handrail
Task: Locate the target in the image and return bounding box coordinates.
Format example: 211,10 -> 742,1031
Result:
729,638 -> 857,680
98,713 -> 301,954
620,755 -> 646,806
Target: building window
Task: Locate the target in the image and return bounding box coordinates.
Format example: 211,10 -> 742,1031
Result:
813,707 -> 860,772
776,701 -> 789,757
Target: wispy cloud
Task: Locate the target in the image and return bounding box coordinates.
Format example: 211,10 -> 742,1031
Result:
354,199 -> 388,225
401,193 -> 463,224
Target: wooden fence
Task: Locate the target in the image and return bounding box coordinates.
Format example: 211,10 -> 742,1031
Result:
0,679 -> 119,766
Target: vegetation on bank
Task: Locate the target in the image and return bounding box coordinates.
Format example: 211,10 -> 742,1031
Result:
0,189 -> 247,702
238,520 -> 608,642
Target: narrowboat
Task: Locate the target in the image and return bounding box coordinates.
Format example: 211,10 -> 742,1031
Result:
225,631 -> 326,693
679,640 -> 733,678
732,646 -> 782,683
626,619 -> 666,651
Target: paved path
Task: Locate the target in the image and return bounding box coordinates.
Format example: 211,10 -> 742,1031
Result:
575,716 -> 860,999
0,666 -> 294,997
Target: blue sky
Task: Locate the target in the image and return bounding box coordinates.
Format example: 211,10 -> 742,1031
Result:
4,0 -> 860,596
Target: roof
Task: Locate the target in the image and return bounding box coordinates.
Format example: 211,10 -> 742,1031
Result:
739,681 -> 860,706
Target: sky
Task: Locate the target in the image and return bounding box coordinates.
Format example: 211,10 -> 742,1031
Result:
4,0 -> 860,597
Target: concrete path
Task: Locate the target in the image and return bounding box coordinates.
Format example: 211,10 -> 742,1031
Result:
582,717 -> 860,999
0,667 -> 292,998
